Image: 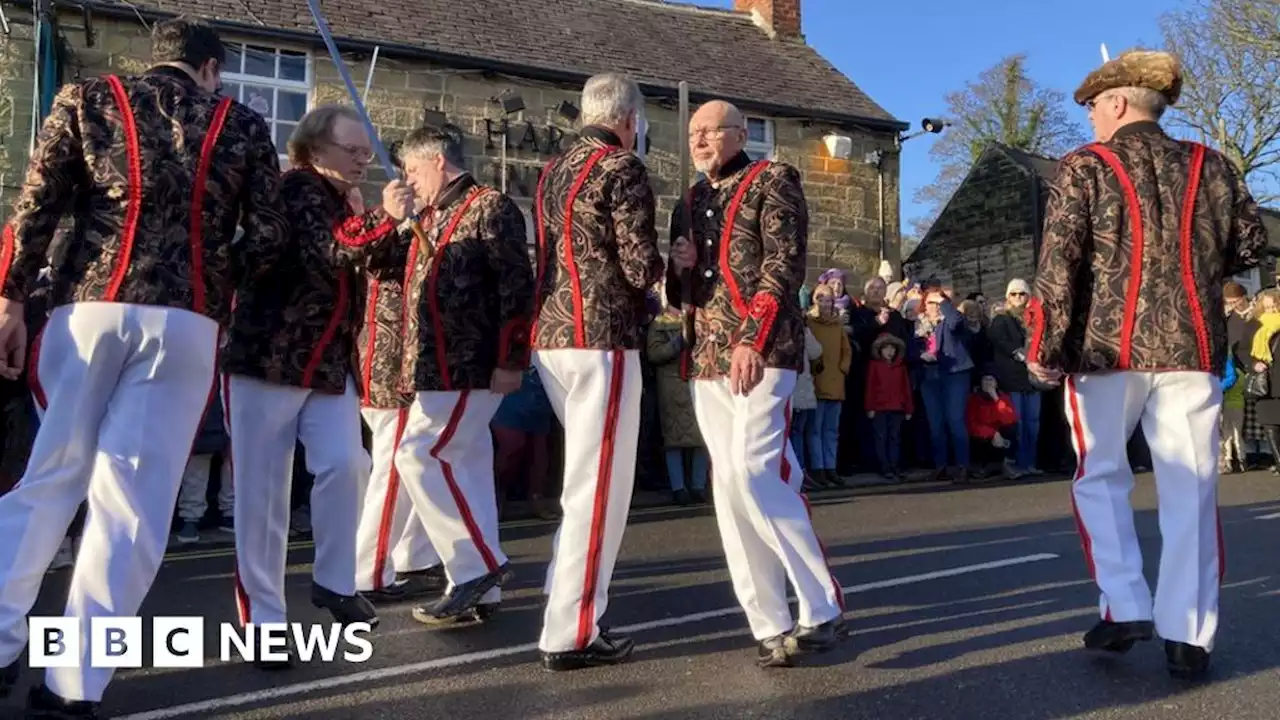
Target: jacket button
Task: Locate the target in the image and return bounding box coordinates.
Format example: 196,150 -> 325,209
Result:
703,269 -> 715,279
705,209 -> 714,218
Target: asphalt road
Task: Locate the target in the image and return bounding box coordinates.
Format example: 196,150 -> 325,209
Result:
6,471 -> 1280,720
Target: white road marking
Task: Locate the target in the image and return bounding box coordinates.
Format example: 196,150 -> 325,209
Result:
1254,512 -> 1280,520
116,552 -> 1059,720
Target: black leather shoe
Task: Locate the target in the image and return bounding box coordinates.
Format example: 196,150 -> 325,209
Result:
24,684 -> 100,719
427,564 -> 514,620
1,657 -> 19,698
365,566 -> 447,604
541,630 -> 635,671
1165,640 -> 1211,679
1082,619 -> 1154,653
785,616 -> 848,656
756,634 -> 792,668
411,601 -> 500,627
311,582 -> 379,627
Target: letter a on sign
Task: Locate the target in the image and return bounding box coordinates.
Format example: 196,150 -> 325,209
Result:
28,618 -> 79,668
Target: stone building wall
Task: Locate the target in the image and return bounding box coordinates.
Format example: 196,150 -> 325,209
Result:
904,148 -> 1042,297
0,10 -> 902,284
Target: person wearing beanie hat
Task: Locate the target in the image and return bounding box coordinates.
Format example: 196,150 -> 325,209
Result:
1027,47 -> 1269,679
987,278 -> 1043,479
1222,281 -> 1252,475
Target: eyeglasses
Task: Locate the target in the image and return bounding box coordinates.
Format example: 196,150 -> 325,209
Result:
1008,292 -> 1028,297
331,142 -> 375,162
689,125 -> 743,140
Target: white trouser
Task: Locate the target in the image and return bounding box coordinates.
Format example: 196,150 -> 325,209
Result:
394,390 -> 505,603
225,373 -> 370,625
691,368 -> 844,640
0,302 -> 217,702
355,407 -> 439,592
534,349 -> 641,652
1064,371 -> 1223,650
177,453 -> 234,523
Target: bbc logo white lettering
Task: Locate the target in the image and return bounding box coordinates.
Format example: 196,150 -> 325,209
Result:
27,617 -> 373,668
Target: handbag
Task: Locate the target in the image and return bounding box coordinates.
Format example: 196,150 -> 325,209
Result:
1245,370 -> 1270,399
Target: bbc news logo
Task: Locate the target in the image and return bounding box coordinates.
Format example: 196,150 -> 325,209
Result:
27,618 -> 373,668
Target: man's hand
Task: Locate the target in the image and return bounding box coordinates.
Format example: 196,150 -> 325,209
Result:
0,300 -> 28,381
920,351 -> 936,363
345,185 -> 365,215
670,236 -> 696,273
1256,362 -> 1268,374
381,180 -> 415,220
906,414 -> 912,421
867,410 -> 876,419
1027,362 -> 1063,386
490,368 -> 523,395
992,432 -> 1009,449
729,345 -> 765,396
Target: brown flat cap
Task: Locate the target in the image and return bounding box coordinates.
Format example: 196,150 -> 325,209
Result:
1073,50 -> 1182,106
1224,281 -> 1247,299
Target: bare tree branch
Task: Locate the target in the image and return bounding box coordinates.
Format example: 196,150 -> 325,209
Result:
1162,0 -> 1280,203
910,54 -> 1087,234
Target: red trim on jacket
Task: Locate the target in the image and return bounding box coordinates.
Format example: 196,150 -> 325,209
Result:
1026,296 -> 1047,364
426,188 -> 489,391
189,97 -> 233,314
335,213 -> 398,248
1086,143 -> 1143,369
0,224 -> 14,294
301,272 -> 350,388
744,292 -> 779,354
496,316 -> 529,368
104,75 -> 142,302
718,161 -> 771,318
530,161 -> 553,343
1179,142 -> 1211,371
562,148 -> 615,347
360,281 -> 380,405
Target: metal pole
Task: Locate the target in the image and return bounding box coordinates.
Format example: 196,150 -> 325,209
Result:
500,128 -> 508,194
360,45 -> 380,105
877,164 -> 885,261
677,81 -> 694,348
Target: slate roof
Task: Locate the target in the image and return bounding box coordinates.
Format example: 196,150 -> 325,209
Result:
77,0 -> 904,129
998,145 -> 1060,180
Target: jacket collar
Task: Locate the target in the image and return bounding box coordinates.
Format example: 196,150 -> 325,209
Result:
708,151 -> 754,186
435,172 -> 477,211
1110,120 -> 1165,142
582,125 -> 624,148
146,65 -> 201,90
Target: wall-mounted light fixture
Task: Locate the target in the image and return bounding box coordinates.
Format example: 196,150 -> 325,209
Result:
823,133 -> 852,160
422,108 -> 447,128
493,89 -> 525,115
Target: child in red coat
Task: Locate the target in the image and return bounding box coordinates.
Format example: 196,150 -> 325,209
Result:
966,375 -> 1019,478
865,333 -> 913,480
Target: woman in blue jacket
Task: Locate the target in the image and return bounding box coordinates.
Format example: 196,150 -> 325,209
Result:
917,290 -> 974,483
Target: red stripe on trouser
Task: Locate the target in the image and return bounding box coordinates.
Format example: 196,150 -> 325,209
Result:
1066,377 -> 1108,620
431,391 -> 499,573
371,408 -> 410,590
222,374 -> 251,625
575,350 -> 626,649
799,494 -> 846,612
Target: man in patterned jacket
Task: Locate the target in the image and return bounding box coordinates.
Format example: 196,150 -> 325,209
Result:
0,17 -> 286,715
668,100 -> 846,669
1026,50 -> 1267,679
532,73 -> 664,671
379,126 -> 533,625
352,206 -> 445,604
223,104 -> 411,667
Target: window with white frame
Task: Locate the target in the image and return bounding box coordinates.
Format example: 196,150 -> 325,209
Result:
220,43 -> 312,160
745,117 -> 775,161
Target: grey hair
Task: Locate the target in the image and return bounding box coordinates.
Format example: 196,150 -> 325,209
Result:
580,73 -> 644,127
398,125 -> 466,169
288,104 -> 363,167
1115,86 -> 1167,119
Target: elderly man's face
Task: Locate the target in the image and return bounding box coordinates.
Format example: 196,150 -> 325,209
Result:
865,278 -> 886,304
689,101 -> 747,177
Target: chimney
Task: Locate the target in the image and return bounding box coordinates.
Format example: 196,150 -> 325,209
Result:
734,0 -> 802,40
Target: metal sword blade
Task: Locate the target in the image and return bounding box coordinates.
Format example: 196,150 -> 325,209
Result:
305,0 -> 398,178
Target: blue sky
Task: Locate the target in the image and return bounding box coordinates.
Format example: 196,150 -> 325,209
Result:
682,0 -> 1181,234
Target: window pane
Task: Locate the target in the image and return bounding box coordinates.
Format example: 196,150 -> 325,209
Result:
222,44 -> 244,74
275,122 -> 297,151
279,51 -> 307,82
244,46 -> 276,78
747,118 -> 769,144
278,90 -> 308,122
243,85 -> 274,120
